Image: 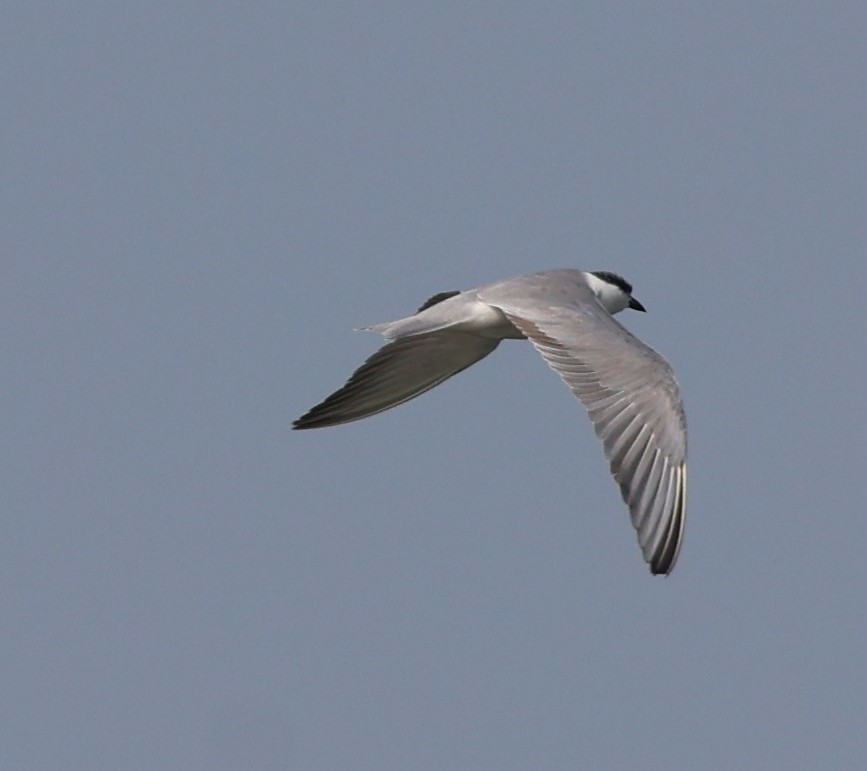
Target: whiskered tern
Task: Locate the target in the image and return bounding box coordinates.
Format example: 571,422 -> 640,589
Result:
294,269 -> 687,575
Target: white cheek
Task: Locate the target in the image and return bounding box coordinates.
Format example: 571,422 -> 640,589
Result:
584,274 -> 628,314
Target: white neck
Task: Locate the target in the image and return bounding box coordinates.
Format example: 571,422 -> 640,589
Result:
583,272 -> 630,314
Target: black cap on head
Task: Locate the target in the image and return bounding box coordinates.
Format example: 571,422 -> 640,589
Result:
590,270 -> 633,295
591,271 -> 646,312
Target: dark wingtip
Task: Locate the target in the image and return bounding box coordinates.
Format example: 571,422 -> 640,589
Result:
292,407 -> 344,430
293,400 -> 339,429
292,414 -> 312,430
647,463 -> 687,576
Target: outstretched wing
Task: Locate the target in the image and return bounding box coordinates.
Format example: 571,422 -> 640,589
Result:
480,274 -> 687,574
293,331 -> 500,429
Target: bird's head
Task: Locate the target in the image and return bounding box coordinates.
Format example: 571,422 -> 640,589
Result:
586,271 -> 646,315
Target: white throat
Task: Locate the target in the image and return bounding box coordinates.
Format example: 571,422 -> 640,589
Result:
583,272 -> 630,314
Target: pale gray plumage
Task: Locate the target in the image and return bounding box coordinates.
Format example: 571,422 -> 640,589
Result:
294,269 -> 687,575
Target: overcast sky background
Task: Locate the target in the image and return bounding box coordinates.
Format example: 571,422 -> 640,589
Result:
4,3 -> 867,769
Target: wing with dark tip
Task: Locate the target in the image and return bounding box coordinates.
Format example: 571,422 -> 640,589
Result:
479,274 -> 687,574
293,331 -> 499,429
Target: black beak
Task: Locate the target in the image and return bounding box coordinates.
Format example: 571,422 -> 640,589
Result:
628,296 -> 646,312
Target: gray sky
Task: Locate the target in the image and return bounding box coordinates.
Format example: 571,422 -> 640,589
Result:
4,3 -> 867,769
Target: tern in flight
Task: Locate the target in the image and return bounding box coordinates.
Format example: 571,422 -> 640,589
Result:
294,269 -> 687,574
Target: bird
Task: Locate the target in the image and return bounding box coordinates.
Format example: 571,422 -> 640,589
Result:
294,269 -> 687,575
